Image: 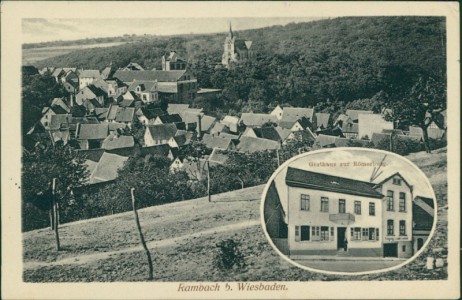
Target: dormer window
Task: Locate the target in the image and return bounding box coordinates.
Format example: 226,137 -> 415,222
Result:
137,86 -> 141,92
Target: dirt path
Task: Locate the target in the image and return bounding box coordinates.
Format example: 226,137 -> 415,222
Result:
24,220 -> 260,269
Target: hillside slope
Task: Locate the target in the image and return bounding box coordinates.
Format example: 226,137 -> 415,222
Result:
24,148 -> 448,282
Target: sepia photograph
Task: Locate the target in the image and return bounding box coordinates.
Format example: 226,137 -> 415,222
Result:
1,1 -> 459,299
262,148 -> 436,274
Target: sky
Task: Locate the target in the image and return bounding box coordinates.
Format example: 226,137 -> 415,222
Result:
22,17 -> 321,44
272,149 -> 435,214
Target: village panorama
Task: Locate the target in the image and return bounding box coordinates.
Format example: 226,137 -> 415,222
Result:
21,17 -> 448,281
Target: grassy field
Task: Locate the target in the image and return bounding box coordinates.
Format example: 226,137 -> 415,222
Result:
23,148 -> 448,282
22,42 -> 127,65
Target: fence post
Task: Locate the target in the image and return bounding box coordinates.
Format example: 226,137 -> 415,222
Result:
207,160 -> 211,202
52,178 -> 60,251
131,188 -> 154,280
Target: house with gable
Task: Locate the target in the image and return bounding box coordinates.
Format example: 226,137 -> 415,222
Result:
270,105 -> 284,120
202,134 -> 235,151
79,69 -> 101,89
220,116 -> 240,133
162,51 -> 187,71
237,136 -> 281,153
280,107 -> 315,124
412,196 -> 434,253
113,69 -> 198,103
75,123 -> 110,150
144,123 -> 178,146
88,152 -> 128,184
128,80 -> 159,103
314,113 -> 332,132
105,105 -> 136,127
242,126 -> 282,143
281,168 -> 415,258
76,85 -> 106,108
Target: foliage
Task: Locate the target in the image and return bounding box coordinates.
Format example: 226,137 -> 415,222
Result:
33,17 -> 446,114
213,239 -> 246,271
22,73 -> 65,134
386,76 -> 446,153
373,135 -> 423,156
22,142 -> 89,231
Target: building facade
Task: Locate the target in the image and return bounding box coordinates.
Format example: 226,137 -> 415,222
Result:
221,24 -> 254,68
283,167 -> 415,258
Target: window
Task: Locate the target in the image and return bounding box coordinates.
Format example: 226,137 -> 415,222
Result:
351,227 -> 361,240
339,199 -> 346,213
311,226 -> 321,241
402,245 -> 406,252
330,227 -> 334,237
393,178 -> 402,185
321,197 -> 329,212
369,227 -> 376,240
301,225 -> 310,241
387,190 -> 394,211
362,228 -> 369,241
300,194 -> 310,211
376,228 -> 379,240
387,220 -> 394,236
369,202 -> 375,216
295,225 -> 299,241
399,192 -> 406,212
320,226 -> 329,241
354,201 -> 361,215
399,220 -> 406,236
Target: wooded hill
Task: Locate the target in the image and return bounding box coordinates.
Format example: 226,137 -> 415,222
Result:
33,17 -> 446,112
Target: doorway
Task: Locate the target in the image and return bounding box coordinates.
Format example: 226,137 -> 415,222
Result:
384,243 -> 398,257
337,227 -> 347,249
417,238 -> 424,250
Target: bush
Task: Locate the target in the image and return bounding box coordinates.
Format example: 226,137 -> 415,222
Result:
213,239 -> 246,272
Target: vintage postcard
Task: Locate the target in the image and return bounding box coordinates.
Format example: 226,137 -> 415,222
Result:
1,1 -> 460,299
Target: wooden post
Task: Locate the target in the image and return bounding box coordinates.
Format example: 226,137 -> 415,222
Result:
52,178 -> 60,251
207,160 -> 211,202
276,149 -> 280,167
49,208 -> 54,230
131,188 -> 154,280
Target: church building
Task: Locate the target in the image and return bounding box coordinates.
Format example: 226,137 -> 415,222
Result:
221,23 -> 254,68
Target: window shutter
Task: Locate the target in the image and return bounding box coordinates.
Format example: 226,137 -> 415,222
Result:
350,227 -> 354,237
376,228 -> 379,240
330,227 -> 335,241
295,226 -> 300,242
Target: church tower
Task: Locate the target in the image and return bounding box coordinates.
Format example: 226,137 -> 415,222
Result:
221,22 -> 254,68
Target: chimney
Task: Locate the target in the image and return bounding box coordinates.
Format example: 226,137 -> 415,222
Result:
197,114 -> 202,138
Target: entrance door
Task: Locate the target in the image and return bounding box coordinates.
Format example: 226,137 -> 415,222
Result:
337,227 -> 346,249
417,238 -> 424,250
383,243 -> 398,257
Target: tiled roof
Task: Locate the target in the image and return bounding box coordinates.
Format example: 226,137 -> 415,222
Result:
199,115 -> 217,132
77,149 -> 105,162
222,116 -> 240,125
158,114 -> 183,124
210,122 -> 229,135
108,122 -> 127,132
181,111 -> 203,125
49,114 -> 72,131
315,113 -> 331,129
146,123 -> 178,141
253,127 -> 282,142
285,167 -> 384,199
137,107 -> 166,120
158,83 -> 178,93
202,134 -> 233,150
208,148 -> 229,165
289,130 -> 316,143
217,132 -> 239,140
313,134 -> 337,148
52,68 -> 64,77
281,107 -> 314,121
240,113 -> 278,127
92,78 -> 110,93
119,99 -> 135,107
236,136 -> 280,153
115,107 -> 135,123
113,70 -> 187,83
77,124 -> 109,140
140,144 -> 170,157
128,80 -> 158,92
413,196 -> 434,231
89,152 -> 128,184
275,127 -> 292,141
167,104 -> 189,115
101,134 -> 135,150
79,70 -> 101,78
345,109 -> 373,121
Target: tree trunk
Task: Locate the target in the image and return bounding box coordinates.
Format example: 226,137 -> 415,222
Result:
238,176 -> 244,190
206,160 -> 211,202
52,178 -> 60,251
131,188 -> 154,280
421,126 -> 432,153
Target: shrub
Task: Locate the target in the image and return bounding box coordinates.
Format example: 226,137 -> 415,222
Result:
213,239 -> 246,271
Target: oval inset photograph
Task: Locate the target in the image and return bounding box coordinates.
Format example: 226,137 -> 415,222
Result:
261,148 -> 437,275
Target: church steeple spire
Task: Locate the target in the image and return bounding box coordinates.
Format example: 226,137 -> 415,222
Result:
229,22 -> 233,38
